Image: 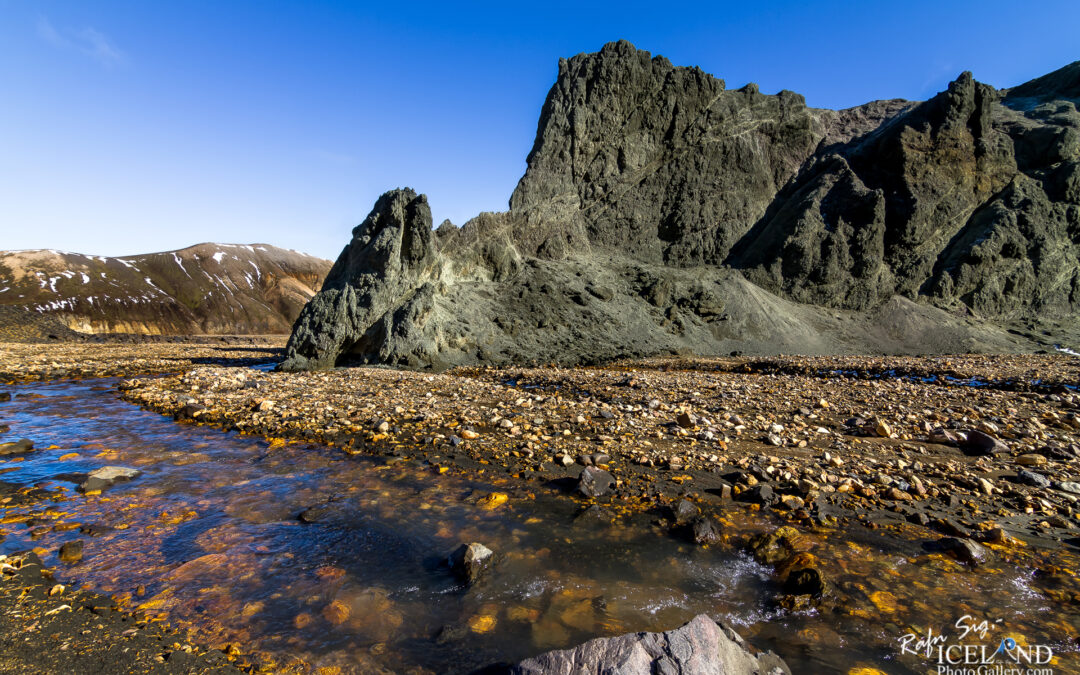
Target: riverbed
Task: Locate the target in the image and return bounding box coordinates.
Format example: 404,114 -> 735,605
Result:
1,376 -> 1078,673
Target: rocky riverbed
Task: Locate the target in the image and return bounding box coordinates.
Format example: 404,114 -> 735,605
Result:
119,352 -> 1080,552
1,343 -> 1079,672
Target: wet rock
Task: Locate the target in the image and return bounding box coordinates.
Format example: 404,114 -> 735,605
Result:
449,542 -> 494,585
77,466 -> 141,493
577,466 -> 614,498
748,526 -> 804,565
672,499 -> 700,525
932,518 -> 971,538
777,552 -> 829,597
298,504 -> 335,523
0,439 -> 34,456
510,613 -> 790,675
691,516 -> 723,545
907,511 -> 931,526
0,392 -> 10,402
58,540 -> 84,564
177,403 -> 207,420
1014,469 -> 1051,488
962,429 -> 1009,456
933,537 -> 993,566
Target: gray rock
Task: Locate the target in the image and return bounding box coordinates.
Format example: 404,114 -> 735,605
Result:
0,439 -> 34,456
1015,469 -> 1052,488
449,542 -> 494,584
737,484 -> 778,507
692,517 -> 723,546
936,537 -> 994,566
578,466 -> 615,498
672,499 -> 700,525
1054,481 -> 1080,495
510,613 -> 790,675
961,429 -> 1009,456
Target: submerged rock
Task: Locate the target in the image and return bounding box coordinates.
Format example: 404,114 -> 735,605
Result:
748,526 -> 805,566
509,613 -> 790,675
0,439 -> 34,456
77,466 -> 141,493
691,516 -> 723,546
58,540 -> 84,564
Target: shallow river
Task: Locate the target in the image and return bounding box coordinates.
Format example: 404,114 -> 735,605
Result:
1,378 -> 1077,673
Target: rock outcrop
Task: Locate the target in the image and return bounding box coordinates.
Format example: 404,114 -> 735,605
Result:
0,243 -> 332,336
508,614 -> 790,675
282,43 -> 1080,371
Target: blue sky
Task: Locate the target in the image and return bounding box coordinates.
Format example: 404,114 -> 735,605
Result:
2,1 -> 1078,260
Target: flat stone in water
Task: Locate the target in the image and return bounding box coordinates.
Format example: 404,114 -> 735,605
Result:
78,466 -> 141,493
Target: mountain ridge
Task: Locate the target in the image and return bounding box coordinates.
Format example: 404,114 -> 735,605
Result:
0,242 -> 332,337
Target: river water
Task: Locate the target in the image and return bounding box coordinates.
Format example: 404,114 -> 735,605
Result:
1,378 -> 1077,673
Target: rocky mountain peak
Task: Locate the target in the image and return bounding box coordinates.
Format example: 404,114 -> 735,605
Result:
510,40 -> 825,266
281,44 -> 1080,371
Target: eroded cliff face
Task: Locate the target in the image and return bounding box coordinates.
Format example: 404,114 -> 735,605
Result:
508,40 -> 829,266
281,43 -> 1080,371
732,64 -> 1080,322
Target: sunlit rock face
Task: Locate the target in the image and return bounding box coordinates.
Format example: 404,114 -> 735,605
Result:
282,44 -> 1080,371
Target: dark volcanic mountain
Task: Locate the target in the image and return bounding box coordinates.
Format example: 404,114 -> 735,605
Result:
0,243 -> 332,336
282,42 -> 1080,371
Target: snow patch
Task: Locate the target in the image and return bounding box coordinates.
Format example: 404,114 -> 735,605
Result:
172,253 -> 192,277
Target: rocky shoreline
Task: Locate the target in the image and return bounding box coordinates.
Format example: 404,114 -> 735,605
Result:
118,352 -> 1080,553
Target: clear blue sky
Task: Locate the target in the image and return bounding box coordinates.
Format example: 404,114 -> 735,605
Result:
2,1 -> 1077,260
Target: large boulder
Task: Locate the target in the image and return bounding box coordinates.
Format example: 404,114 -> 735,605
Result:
509,614 -> 790,675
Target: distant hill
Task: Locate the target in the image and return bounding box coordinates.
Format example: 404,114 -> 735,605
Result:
0,243 -> 332,337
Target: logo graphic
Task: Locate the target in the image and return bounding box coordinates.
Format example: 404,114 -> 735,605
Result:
898,615 -> 1055,674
